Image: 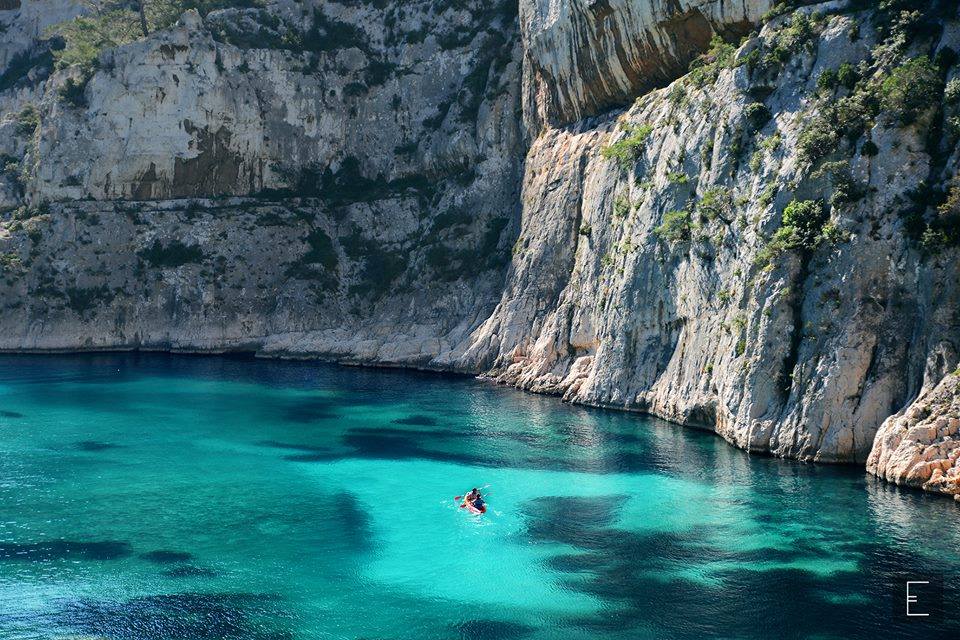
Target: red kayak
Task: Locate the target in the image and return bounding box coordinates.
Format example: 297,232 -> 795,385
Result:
460,500 -> 486,514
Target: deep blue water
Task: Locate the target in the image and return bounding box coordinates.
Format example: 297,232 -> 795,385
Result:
0,353 -> 956,639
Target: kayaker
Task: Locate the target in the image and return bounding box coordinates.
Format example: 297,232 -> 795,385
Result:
462,487 -> 485,511
462,487 -> 480,507
472,492 -> 485,511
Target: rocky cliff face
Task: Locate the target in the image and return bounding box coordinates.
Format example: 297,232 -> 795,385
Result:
868,372 -> 960,502
0,0 -> 525,362
519,0 -> 778,130
465,2 -> 960,466
2,0 -> 960,498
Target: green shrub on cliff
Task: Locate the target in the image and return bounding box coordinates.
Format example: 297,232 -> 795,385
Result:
688,35 -> 736,87
763,12 -> 817,67
945,78 -> 960,104
601,123 -> 654,169
66,285 -> 114,314
138,239 -> 205,267
879,56 -> 942,124
696,187 -> 733,222
300,228 -> 338,270
797,118 -> 837,164
754,200 -> 833,269
744,102 -> 772,131
15,106 -> 39,136
760,2 -> 799,23
918,181 -> 960,251
655,210 -> 692,244
0,253 -> 22,272
779,199 -> 828,250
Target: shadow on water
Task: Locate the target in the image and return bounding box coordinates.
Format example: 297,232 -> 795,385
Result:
0,540 -> 131,562
73,440 -> 122,451
140,550 -> 194,564
52,592 -> 292,640
332,491 -> 374,554
258,413 -> 677,475
453,619 -> 536,640
520,495 -> 960,639
392,414 -> 438,426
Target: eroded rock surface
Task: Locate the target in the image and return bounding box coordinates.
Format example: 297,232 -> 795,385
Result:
0,0 -> 524,365
868,373 -> 960,501
461,5 -> 960,464
519,0 -> 789,129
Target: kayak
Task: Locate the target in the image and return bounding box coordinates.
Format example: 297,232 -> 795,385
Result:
460,500 -> 486,514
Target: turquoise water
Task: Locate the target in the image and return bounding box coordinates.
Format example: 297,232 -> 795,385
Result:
0,354 -> 957,640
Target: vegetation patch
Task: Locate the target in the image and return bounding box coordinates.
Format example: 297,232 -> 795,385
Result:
744,102 -> 772,131
761,11 -> 818,69
138,239 -> 205,268
879,56 -> 942,124
0,49 -> 54,93
755,199 -> 838,269
299,228 -> 338,270
688,36 -> 736,87
15,106 -> 39,136
424,217 -> 510,282
919,180 -> 960,251
655,210 -> 692,244
696,187 -> 733,223
601,124 -> 654,169
66,285 -> 115,314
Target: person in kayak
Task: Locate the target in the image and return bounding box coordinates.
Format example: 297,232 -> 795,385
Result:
472,493 -> 485,511
462,487 -> 485,511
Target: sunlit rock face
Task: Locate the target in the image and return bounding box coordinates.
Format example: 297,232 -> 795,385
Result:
455,4 -> 960,466
0,1 -> 525,365
519,0 -> 781,130
868,374 -> 960,501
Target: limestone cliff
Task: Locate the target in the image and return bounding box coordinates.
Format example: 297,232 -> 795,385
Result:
519,0 -> 781,130
463,2 -> 960,467
2,0 -> 960,499
867,372 -> 960,502
0,0 -> 525,362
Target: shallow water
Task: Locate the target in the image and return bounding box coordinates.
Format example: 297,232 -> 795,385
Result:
0,353 -> 957,640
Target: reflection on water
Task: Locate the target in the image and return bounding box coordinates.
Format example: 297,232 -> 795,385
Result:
0,353 -> 956,640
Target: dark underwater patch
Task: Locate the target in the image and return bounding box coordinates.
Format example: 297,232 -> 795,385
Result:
0,540 -> 131,562
257,440 -> 330,453
0,410 -> 24,418
545,552 -> 610,573
73,440 -> 121,451
522,496 -> 960,639
454,619 -> 535,640
54,592 -> 289,640
392,414 -> 438,426
279,397 -> 339,423
332,491 -> 373,553
520,451 -> 653,474
140,550 -> 194,564
348,426 -> 465,440
339,431 -> 496,467
163,565 -> 217,578
524,494 -> 627,536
